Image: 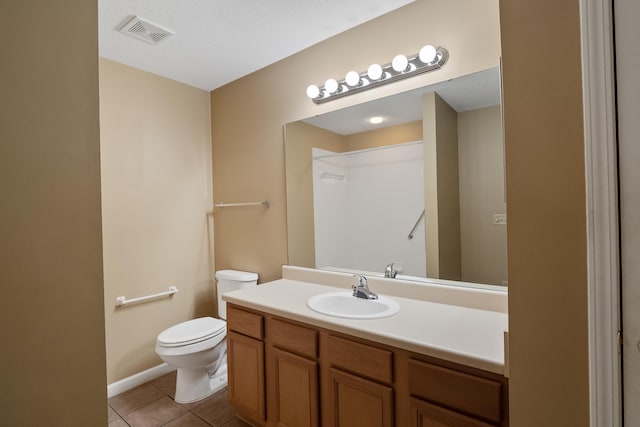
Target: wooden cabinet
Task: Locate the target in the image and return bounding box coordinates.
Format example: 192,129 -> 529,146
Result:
227,307 -> 266,422
409,397 -> 494,427
225,304 -> 508,427
327,335 -> 393,383
269,317 -> 318,358
227,331 -> 265,421
328,367 -> 393,427
268,318 -> 319,427
227,305 -> 264,339
272,348 -> 319,427
408,358 -> 507,426
326,334 -> 394,427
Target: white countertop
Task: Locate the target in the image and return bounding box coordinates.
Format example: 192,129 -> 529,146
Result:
222,278 -> 508,375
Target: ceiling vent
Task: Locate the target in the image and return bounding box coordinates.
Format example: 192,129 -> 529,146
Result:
119,16 -> 174,45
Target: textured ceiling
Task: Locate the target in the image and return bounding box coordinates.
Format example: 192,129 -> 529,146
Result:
99,0 -> 414,91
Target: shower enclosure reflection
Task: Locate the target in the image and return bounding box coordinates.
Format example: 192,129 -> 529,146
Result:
313,142 -> 426,277
284,67 -> 507,287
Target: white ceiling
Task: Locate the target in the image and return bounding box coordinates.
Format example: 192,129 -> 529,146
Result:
99,0 -> 414,91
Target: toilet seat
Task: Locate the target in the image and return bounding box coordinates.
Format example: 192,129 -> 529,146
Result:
157,317 -> 226,348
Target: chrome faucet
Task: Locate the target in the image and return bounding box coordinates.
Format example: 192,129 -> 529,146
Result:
352,275 -> 378,300
384,263 -> 397,278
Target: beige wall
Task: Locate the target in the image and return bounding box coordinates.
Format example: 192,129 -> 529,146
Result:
211,0 -> 502,283
343,121 -> 423,150
458,106 -> 507,285
500,0 -> 589,426
99,59 -> 213,383
285,122 -> 344,268
0,1 -> 107,425
423,92 -> 462,280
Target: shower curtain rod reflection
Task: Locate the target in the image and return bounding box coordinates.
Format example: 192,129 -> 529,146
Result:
311,140 -> 422,160
214,199 -> 271,208
320,171 -> 347,181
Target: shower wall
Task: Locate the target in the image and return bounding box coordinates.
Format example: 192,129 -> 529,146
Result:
312,142 -> 426,276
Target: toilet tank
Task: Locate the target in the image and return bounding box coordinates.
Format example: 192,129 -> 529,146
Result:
215,269 -> 258,320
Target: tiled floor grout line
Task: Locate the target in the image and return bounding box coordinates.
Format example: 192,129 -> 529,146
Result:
110,385 -> 196,426
108,371 -> 249,427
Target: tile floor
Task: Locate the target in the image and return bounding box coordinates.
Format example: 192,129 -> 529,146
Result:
108,371 -> 251,427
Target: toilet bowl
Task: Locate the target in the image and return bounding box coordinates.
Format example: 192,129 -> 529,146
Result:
155,269 -> 258,403
155,317 -> 227,403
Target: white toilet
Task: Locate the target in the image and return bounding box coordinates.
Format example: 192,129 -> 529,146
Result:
155,269 -> 258,403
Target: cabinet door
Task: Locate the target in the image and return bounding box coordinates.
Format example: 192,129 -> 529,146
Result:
227,331 -> 265,421
328,368 -> 393,427
409,397 -> 495,427
272,348 -> 319,427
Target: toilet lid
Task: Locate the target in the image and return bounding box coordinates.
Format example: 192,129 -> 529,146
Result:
157,317 -> 226,347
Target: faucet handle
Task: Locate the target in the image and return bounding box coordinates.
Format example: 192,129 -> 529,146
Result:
351,275 -> 378,299
353,274 -> 367,288
384,263 -> 396,278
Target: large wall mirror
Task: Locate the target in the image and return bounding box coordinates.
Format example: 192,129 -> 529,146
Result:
284,66 -> 507,288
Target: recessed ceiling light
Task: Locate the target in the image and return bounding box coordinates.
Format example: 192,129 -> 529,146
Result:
369,116 -> 384,124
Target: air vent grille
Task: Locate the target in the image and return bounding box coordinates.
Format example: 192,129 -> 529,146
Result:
119,16 -> 174,45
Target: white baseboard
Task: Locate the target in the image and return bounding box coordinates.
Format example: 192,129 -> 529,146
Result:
107,363 -> 176,398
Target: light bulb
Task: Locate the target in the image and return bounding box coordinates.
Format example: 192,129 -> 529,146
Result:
306,84 -> 320,99
345,71 -> 361,87
392,54 -> 409,72
419,45 -> 437,64
367,63 -> 383,81
325,78 -> 339,94
369,116 -> 384,124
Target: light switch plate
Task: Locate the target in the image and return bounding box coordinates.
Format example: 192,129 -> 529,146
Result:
493,214 -> 507,225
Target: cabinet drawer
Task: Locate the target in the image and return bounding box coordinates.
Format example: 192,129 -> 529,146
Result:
269,318 -> 318,358
408,359 -> 503,425
327,335 -> 393,384
409,397 -> 495,427
227,306 -> 263,339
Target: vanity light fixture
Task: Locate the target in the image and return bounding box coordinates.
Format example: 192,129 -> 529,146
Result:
367,63 -> 384,81
324,78 -> 340,94
306,45 -> 448,104
345,70 -> 361,87
391,54 -> 410,72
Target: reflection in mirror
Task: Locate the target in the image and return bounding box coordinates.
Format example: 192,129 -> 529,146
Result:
312,142 -> 426,277
284,67 -> 507,287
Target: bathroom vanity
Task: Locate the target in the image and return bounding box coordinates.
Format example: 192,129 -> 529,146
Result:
222,267 -> 509,427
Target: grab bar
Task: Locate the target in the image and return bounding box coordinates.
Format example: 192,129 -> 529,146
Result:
116,286 -> 178,307
215,199 -> 270,208
408,209 -> 425,240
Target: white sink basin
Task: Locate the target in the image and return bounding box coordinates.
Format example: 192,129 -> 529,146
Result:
306,291 -> 400,319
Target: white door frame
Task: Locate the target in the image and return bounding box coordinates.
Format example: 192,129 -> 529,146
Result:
579,0 -> 621,426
